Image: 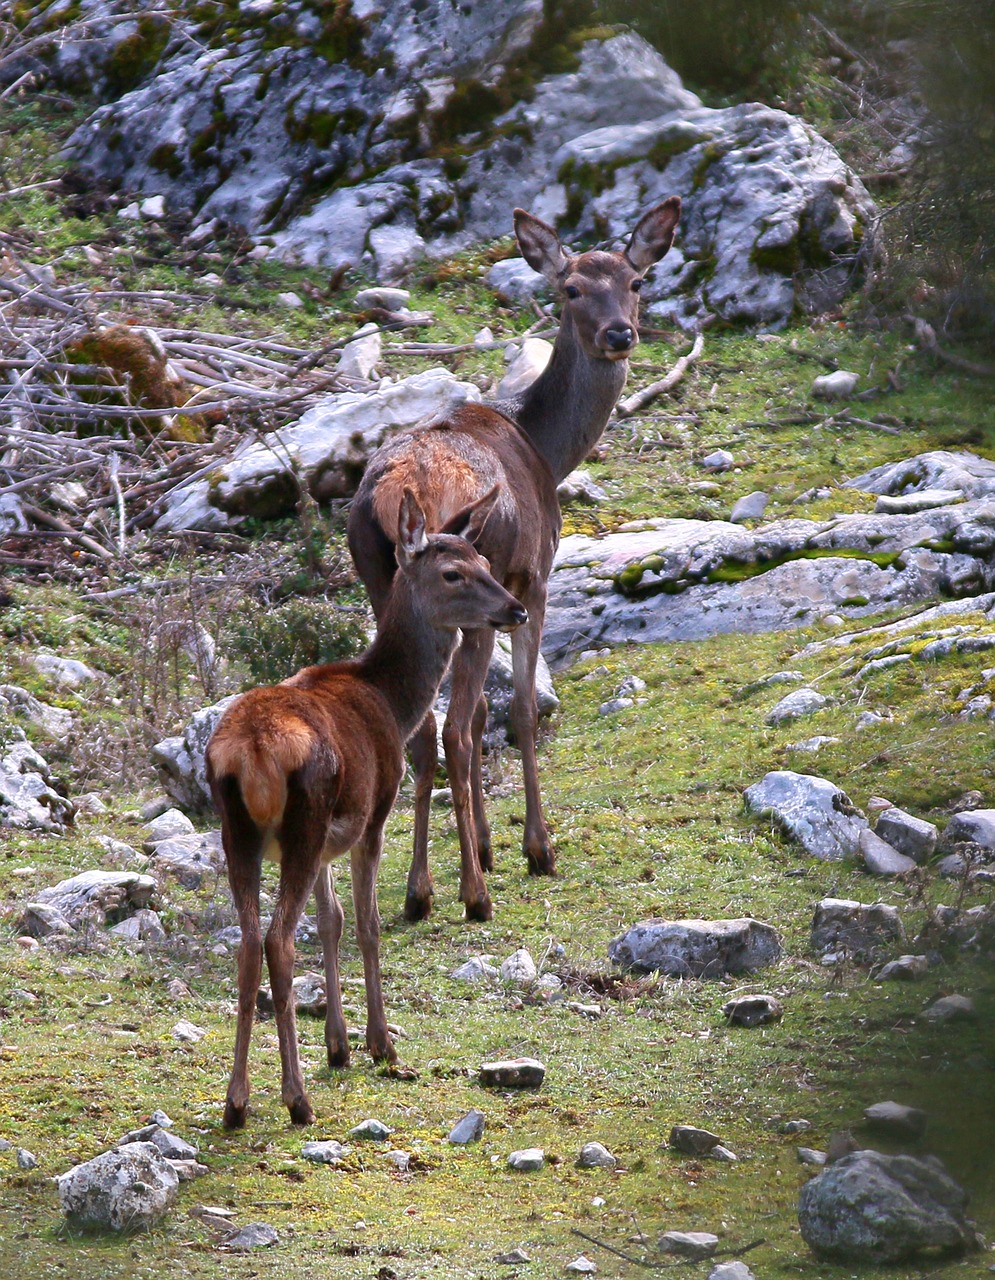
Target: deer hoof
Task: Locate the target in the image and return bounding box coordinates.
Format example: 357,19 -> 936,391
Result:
326,1045 -> 351,1070
288,1095 -> 315,1126
223,1098 -> 249,1129
403,889 -> 433,922
463,893 -> 493,923
525,845 -> 556,877
369,1038 -> 397,1065
477,838 -> 494,873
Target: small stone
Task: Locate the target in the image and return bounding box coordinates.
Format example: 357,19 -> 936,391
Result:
565,1256 -> 597,1273
564,1002 -> 602,1018
701,449 -> 734,472
599,697 -> 634,716
811,898 -> 904,959
140,195 -> 166,219
557,469 -> 608,506
167,977 -> 191,999
384,1150 -> 410,1172
172,1019 -> 206,1043
222,1223 -> 279,1251
507,1148 -> 545,1172
302,1140 -> 350,1164
577,1142 -> 616,1169
875,955 -> 929,982
348,1118 -> 392,1141
167,1159 -> 209,1181
149,1110 -> 173,1129
863,1100 -> 928,1140
786,735 -> 840,754
798,1147 -> 828,1166
144,807 -> 195,847
500,948 -> 537,983
722,994 -> 783,1026
74,792 -> 107,815
859,829 -> 918,876
16,936 -> 39,950
659,1231 -> 719,1259
766,687 -> 828,724
447,1110 -> 485,1144
811,369 -> 859,400
451,956 -> 499,981
730,490 -> 768,523
708,1264 -> 756,1280
354,286 -> 410,311
17,1148 -> 37,1170
874,808 -> 937,864
150,1129 -> 197,1160
669,1125 -> 721,1156
781,1119 -> 812,1134
276,291 -> 304,308
480,1058 -> 546,1089
924,994 -> 977,1023
689,480 -> 722,496
495,1248 -> 531,1265
705,1145 -> 738,1162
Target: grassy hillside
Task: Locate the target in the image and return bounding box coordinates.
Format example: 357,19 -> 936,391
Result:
1,87 -> 994,1280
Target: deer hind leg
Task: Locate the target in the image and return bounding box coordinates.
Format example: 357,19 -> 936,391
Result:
470,692 -> 492,872
511,587 -> 555,876
351,827 -> 396,1064
443,627 -> 496,921
221,796 -> 264,1129
313,864 -> 349,1068
404,710 -> 438,921
266,829 -> 322,1125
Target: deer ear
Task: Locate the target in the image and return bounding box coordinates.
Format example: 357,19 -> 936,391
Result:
440,483 -> 500,546
624,196 -> 681,273
514,209 -> 569,283
396,488 -> 428,565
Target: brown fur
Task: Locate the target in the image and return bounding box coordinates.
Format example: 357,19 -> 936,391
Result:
371,431 -> 481,540
207,696 -> 318,829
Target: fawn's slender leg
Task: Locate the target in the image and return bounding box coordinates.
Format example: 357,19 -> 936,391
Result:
511,586 -> 555,876
443,627 -> 496,921
351,828 -> 396,1063
313,863 -> 349,1068
469,692 -> 492,871
266,859 -> 321,1125
222,796 -> 264,1130
404,710 -> 438,921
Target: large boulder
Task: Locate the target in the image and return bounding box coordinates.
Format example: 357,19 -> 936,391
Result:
19,870 -> 156,937
57,5 -> 872,327
56,1141 -> 179,1233
609,918 -> 782,977
152,696 -> 237,811
798,1150 -> 975,1263
744,771 -> 868,860
0,731 -> 75,831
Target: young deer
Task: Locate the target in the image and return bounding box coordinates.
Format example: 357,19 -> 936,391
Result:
207,487 -> 526,1127
348,198 -> 681,924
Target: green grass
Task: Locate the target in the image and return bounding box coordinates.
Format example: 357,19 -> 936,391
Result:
2,88 -> 995,1280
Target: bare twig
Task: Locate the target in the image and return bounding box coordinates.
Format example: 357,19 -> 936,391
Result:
615,332 -> 705,418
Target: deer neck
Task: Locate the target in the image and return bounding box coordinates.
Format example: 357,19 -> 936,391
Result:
502,312 -> 628,482
359,579 -> 457,742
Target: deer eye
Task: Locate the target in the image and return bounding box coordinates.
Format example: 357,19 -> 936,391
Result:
443,570 -> 461,583
564,284 -> 581,300
631,278 -> 643,292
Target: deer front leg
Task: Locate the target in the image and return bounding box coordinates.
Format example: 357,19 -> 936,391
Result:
351,829 -> 396,1064
470,692 -> 492,872
265,863 -> 321,1125
313,864 -> 349,1068
223,838 -> 263,1130
443,628 -> 496,921
404,710 -> 438,921
511,590 -> 556,876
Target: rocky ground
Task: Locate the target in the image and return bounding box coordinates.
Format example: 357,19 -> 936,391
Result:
2,5 -> 995,1279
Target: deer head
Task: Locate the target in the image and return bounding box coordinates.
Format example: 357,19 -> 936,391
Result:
513,197 -> 681,361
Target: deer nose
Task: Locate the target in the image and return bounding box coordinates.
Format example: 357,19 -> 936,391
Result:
604,325 -> 635,352
497,602 -> 528,631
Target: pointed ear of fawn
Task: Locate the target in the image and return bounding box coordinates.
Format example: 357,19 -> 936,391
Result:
439,483 -> 501,546
513,208 -> 570,284
624,196 -> 681,274
396,487 -> 429,566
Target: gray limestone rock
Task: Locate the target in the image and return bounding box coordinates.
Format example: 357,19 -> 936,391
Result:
708,1265 -> 756,1280
147,831 -> 225,889
257,972 -> 327,1017
812,370 -> 859,400
0,685 -> 73,737
577,1142 -> 616,1169
744,771 -> 867,860
876,955 -> 929,981
500,949 -> 538,984
480,1058 -> 546,1089
848,450 -> 995,501
722,993 -> 783,1026
302,1140 -> 350,1165
610,918 -> 781,978
56,1141 -> 179,1232
659,1232 -> 718,1260
875,808 -> 937,863
765,688 -> 828,725
859,829 -> 918,876
811,899 -> 904,959
348,1118 -> 393,1141
863,1101 -> 927,1140
221,1223 -> 279,1251
144,807 -> 195,846
939,809 -> 995,851
447,1110 -> 486,1145
798,1150 -> 973,1262
108,909 -> 166,943
730,491 -> 769,524
31,653 -> 100,689
496,337 -> 552,400
23,870 -> 155,935
507,1148 -> 545,1172
924,994 -> 977,1024
0,732 -> 75,832
669,1125 -> 721,1156
798,1147 -> 828,1166
151,696 -> 239,812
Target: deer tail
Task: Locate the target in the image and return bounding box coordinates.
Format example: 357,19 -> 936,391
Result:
208,714 -> 316,829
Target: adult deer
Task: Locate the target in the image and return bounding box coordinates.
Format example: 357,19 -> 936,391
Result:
207,487 -> 526,1127
348,197 -> 681,923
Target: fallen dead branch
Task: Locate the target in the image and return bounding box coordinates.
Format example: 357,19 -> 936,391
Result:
614,332 -> 705,418
905,315 -> 995,377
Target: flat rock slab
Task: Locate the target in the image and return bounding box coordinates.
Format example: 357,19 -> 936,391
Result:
609,918 -> 781,978
798,1150 -> 974,1263
480,1058 -> 546,1089
257,972 -> 326,1018
812,898 -> 904,959
22,870 -> 157,935
659,1231 -> 719,1259
863,1101 -> 928,1140
859,829 -> 917,876
447,1110 -> 486,1144
221,1223 -> 279,1251
670,1125 -> 721,1156
56,1141 -> 179,1232
744,771 -> 868,860
722,993 -> 784,1026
